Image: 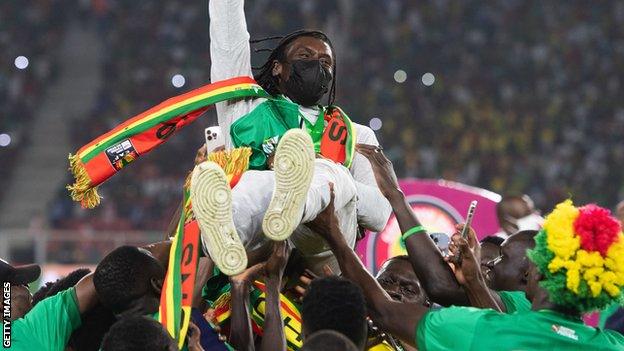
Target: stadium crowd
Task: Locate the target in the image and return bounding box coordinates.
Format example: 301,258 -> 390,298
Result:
0,1 -> 71,200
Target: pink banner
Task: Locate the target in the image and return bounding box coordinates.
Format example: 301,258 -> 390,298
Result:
356,178 -> 501,273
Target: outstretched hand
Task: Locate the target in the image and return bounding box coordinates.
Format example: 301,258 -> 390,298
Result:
445,225 -> 482,286
307,183 -> 342,245
264,240 -> 291,281
195,144 -> 208,165
292,265 -> 335,302
230,262 -> 265,286
356,144 -> 401,198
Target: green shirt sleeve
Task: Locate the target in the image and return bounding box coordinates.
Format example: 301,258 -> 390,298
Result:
416,306 -> 486,351
13,287 -> 81,351
498,291 -> 531,314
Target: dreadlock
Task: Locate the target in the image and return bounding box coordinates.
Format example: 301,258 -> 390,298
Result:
251,29 -> 337,106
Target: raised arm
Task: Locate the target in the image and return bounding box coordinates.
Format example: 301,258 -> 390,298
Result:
229,263 -> 265,351
209,0 -> 257,148
350,126 -> 392,232
356,144 -> 470,307
308,185 -> 426,347
259,241 -> 289,351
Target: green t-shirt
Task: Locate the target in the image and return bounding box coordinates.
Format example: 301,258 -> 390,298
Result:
10,287 -> 81,351
498,290 -> 531,314
416,306 -> 624,351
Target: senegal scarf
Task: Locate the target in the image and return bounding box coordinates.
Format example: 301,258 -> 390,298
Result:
158,186 -> 200,349
160,147 -> 251,348
67,76 -> 268,208
212,281 -> 303,350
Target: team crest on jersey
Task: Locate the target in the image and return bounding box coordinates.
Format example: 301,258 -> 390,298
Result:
551,325 -> 578,340
105,139 -> 138,171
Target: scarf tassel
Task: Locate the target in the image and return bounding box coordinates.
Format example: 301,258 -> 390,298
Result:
66,154 -> 101,208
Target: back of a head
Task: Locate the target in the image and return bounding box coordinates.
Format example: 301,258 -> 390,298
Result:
100,316 -> 177,351
302,276 -> 367,349
94,246 -> 162,312
301,330 -> 359,351
32,268 -> 91,306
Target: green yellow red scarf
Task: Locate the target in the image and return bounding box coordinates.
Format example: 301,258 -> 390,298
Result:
67,76 -> 268,208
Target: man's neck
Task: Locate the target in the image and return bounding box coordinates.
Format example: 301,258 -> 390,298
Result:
531,290 -> 581,318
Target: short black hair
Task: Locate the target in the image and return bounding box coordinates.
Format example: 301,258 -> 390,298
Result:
100,316 -> 177,351
252,30 -> 337,105
480,236 -> 504,247
94,246 -> 163,312
301,330 -> 359,351
302,276 -> 367,349
32,268 -> 91,306
68,303 -> 117,351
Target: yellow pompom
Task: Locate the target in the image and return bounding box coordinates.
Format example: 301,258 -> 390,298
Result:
576,250 -> 604,268
544,200 -> 580,260
567,268 -> 581,294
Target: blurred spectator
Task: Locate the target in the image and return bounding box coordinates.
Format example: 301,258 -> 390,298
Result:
0,0 -> 71,200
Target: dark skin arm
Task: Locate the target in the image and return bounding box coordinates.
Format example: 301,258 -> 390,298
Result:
142,241 -> 172,270
74,273 -> 98,314
356,144 -> 468,306
308,185 -> 427,347
357,144 -> 507,310
229,263 -> 265,351
259,241 -> 290,351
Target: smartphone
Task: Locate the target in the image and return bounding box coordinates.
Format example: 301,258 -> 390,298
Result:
461,201 -> 478,238
205,126 -> 225,153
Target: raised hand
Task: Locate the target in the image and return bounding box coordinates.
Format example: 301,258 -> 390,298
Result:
264,240 -> 291,281
307,183 -> 342,245
355,143 -> 401,198
230,262 -> 265,286
293,265 -> 335,302
445,225 -> 482,286
195,144 -> 208,165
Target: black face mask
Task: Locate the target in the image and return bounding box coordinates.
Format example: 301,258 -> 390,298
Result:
283,59 -> 332,106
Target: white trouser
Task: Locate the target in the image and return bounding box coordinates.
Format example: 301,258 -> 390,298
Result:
231,159 -> 358,273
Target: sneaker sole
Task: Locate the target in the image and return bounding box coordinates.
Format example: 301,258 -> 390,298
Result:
262,129 -> 315,241
190,161 -> 247,276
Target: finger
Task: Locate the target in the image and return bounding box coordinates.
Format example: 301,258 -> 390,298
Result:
294,285 -> 306,296
355,143 -> 379,152
189,322 -> 200,335
304,269 -> 320,279
458,237 -> 473,257
328,182 -> 335,202
466,226 -> 478,248
322,264 -> 335,276
299,275 -> 313,286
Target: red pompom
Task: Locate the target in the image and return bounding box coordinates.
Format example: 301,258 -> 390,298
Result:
574,204 -> 621,256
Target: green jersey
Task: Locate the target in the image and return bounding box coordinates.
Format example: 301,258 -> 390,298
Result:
10,287 -> 81,351
416,306 -> 624,351
498,290 -> 531,314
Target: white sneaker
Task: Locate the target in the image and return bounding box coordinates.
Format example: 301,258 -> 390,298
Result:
190,161 -> 247,276
262,129 -> 315,241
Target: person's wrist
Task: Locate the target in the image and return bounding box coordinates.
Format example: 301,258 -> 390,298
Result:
463,273 -> 487,289
265,275 -> 282,286
386,187 -> 405,201
230,279 -> 251,290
